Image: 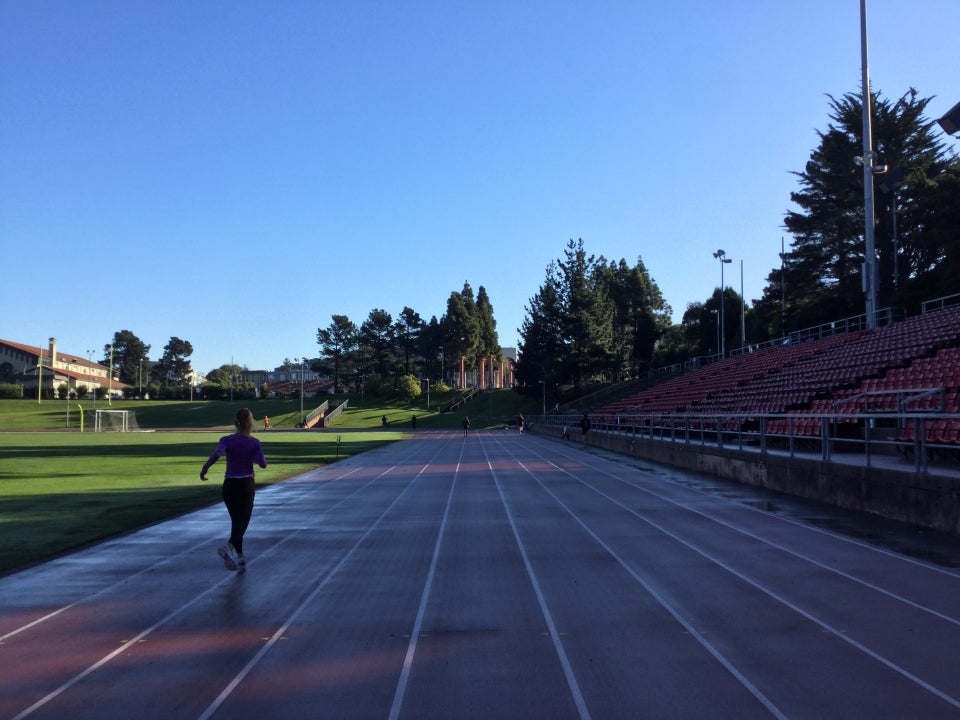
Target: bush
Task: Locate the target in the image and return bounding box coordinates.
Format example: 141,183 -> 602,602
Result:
200,382 -> 227,400
0,384 -> 23,399
398,374 -> 422,403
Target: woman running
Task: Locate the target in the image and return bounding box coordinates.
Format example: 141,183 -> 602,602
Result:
200,408 -> 267,570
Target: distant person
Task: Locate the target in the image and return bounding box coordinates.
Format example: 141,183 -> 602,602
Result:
381,415 -> 388,428
579,412 -> 591,438
518,413 -> 525,434
462,415 -> 471,437
200,408 -> 267,571
263,415 -> 270,430
411,415 -> 417,430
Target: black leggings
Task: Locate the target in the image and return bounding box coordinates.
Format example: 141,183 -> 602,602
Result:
222,477 -> 256,555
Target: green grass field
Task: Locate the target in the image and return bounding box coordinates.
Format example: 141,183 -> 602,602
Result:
0,430 -> 402,573
0,389 -> 540,574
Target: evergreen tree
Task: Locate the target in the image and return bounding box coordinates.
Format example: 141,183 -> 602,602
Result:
518,239 -> 671,390
360,309 -> 396,382
516,268 -> 566,392
602,257 -> 672,378
441,282 -> 481,379
104,330 -> 150,387
775,88 -> 958,331
152,337 -> 193,391
557,239 -> 613,386
395,306 -> 423,377
419,316 -> 444,382
475,286 -> 501,361
316,315 -> 359,393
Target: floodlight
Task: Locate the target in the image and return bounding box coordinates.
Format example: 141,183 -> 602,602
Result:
937,100 -> 960,136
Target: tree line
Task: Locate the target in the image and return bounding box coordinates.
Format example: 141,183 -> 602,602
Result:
98,86 -> 958,403
516,86 -> 959,397
92,333 -> 195,399
313,281 -> 500,397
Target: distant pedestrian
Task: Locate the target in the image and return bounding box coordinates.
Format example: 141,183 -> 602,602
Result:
411,415 -> 417,430
263,415 -> 270,430
200,408 -> 267,571
579,412 -> 591,438
382,415 -> 388,428
518,413 -> 525,434
462,415 -> 471,437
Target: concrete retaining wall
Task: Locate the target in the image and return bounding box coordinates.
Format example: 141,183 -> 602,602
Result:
538,425 -> 960,536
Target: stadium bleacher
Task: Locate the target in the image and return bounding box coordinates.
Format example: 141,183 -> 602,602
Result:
594,304 -> 960,445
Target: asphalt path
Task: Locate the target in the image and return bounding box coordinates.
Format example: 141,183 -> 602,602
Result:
2,430 -> 960,719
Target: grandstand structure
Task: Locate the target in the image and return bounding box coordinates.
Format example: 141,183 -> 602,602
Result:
588,301 -> 960,445
537,297 -> 960,534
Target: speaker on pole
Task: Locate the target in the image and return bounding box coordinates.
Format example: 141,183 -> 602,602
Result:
937,100 -> 960,136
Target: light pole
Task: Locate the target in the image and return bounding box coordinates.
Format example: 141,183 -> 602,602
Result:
295,357 -> 306,425
87,350 -> 97,411
713,249 -> 732,357
858,0 -> 885,330
740,259 -> 745,353
711,309 -> 719,356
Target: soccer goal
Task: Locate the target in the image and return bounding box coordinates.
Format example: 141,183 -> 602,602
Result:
94,409 -> 140,432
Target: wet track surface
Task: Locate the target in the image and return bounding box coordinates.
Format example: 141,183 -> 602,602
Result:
2,430 -> 960,719
606,449 -> 960,570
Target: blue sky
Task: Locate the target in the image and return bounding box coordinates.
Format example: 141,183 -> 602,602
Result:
2,1 -> 957,375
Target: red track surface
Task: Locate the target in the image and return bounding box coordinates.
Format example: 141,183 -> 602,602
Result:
3,431 -> 960,719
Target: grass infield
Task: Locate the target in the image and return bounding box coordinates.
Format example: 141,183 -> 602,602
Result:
0,389 -> 537,574
0,430 -> 403,574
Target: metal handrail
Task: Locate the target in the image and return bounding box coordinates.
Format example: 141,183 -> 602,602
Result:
538,410 -> 960,476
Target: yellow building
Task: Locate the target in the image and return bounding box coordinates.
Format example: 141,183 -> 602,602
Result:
0,337 -> 127,398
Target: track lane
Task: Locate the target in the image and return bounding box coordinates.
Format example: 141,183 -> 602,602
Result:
502,432 -> 960,717
3,430 -> 960,719
3,437 -> 446,720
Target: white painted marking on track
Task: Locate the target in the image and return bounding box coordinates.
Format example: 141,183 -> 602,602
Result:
479,435 -> 593,720
387,442 -> 462,720
605,465 -> 960,627
511,434 -> 960,712
0,462 -> 365,643
7,443 -> 426,720
198,436 -> 455,720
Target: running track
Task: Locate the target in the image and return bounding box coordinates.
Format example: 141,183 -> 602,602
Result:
2,430 -> 960,719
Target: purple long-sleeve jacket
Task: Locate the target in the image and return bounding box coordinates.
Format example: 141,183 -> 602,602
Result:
202,432 -> 267,479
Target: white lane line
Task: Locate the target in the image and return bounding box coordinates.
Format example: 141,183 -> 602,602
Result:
480,435 -> 593,720
617,471 -> 960,626
10,449 -> 423,720
12,573 -> 232,720
524,442 -> 960,712
553,433 -> 960,580
199,437 -> 453,720
540,438 -> 960,625
387,444 -> 462,720
0,462 -> 366,644
495,435 -> 785,719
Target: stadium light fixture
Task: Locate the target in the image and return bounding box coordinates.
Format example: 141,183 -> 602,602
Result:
937,100 -> 960,136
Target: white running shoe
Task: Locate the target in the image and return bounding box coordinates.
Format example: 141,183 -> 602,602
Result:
218,545 -> 238,571
237,555 -> 247,570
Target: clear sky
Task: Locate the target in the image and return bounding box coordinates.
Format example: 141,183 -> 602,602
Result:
2,1 -> 957,375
